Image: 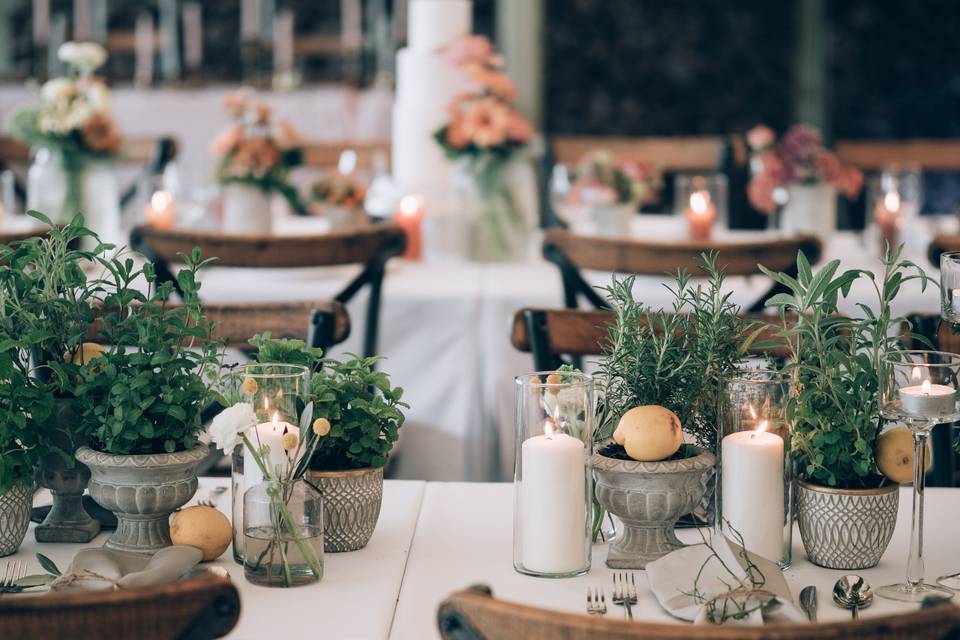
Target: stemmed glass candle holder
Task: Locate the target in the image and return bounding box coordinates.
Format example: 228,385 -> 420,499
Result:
514,372 -> 593,578
674,173 -> 728,239
940,252 -> 960,325
879,351 -> 960,602
718,370 -> 793,568
231,363 -> 310,563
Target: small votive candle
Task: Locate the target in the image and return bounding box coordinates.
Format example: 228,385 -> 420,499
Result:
685,190 -> 716,241
875,190 -> 901,249
146,190 -> 176,229
396,194 -> 423,260
899,376 -> 956,417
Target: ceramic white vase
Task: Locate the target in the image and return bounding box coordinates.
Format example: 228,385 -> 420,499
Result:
222,183 -> 273,235
781,184 -> 837,236
27,147 -> 121,248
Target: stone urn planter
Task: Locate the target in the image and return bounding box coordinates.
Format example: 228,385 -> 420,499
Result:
593,442 -> 716,569
0,481 -> 34,557
797,480 -> 899,569
307,466 -> 383,553
75,445 -> 208,555
34,399 -> 100,543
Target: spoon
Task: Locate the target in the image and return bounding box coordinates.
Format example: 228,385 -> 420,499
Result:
799,585 -> 817,622
832,575 -> 874,620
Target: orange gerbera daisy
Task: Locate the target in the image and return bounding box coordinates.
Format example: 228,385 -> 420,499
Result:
460,98 -> 511,148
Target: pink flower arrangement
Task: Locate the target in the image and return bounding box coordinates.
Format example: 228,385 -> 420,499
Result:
566,150 -> 663,207
435,35 -> 532,158
746,124 -> 863,214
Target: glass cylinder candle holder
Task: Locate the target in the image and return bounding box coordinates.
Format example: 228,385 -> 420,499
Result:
940,251 -> 960,325
878,351 -> 960,602
513,371 -> 594,578
231,363 -> 310,563
674,173 -> 729,236
718,370 -> 793,568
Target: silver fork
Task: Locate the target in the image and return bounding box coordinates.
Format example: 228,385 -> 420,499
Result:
586,587 -> 607,615
0,561 -> 26,593
612,572 -> 637,620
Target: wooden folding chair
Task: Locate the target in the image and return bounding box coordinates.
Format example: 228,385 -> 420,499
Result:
542,227 -> 822,312
438,585 -> 960,640
300,140 -> 391,171
130,224 -> 404,358
928,234 -> 960,267
835,139 -> 960,172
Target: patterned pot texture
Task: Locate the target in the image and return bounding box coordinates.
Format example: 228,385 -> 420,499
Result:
75,445 -> 208,555
593,443 -> 716,569
307,466 -> 383,553
34,398 -> 100,543
797,480 -> 899,569
0,481 -> 34,557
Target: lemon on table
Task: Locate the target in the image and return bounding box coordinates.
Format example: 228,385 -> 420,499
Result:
613,405 -> 684,462
66,342 -> 106,365
876,427 -> 931,484
170,506 -> 232,562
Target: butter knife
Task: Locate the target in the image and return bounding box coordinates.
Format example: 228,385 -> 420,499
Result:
800,585 -> 817,622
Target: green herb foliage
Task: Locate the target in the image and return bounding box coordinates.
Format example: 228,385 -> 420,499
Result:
760,246 -> 928,488
75,248 -> 222,455
250,334 -> 407,470
597,253 -> 750,451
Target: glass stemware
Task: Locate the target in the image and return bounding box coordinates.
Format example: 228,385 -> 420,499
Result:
878,351 -> 959,602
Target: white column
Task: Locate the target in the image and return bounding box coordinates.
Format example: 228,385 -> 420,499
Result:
495,0 -> 544,130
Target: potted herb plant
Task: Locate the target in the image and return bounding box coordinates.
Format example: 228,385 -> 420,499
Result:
74,249 -> 222,555
250,335 -> 407,552
761,247 -> 928,569
0,212 -> 108,543
591,254 -> 750,567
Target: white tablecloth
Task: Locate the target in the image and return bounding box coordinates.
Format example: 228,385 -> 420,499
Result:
390,483 -> 960,639
194,228 -> 946,482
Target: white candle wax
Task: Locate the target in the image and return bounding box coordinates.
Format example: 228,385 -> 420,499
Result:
243,418 -> 299,489
721,429 -> 784,562
899,381 -> 956,417
518,431 -> 586,574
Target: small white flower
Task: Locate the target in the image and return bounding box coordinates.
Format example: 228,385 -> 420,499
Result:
41,78 -> 76,105
58,42 -> 107,74
207,403 -> 257,452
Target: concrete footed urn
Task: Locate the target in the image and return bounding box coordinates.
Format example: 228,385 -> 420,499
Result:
75,445 -> 208,554
593,442 -> 716,569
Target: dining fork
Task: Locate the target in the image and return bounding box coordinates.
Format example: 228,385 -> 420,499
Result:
0,560 -> 26,593
612,572 -> 637,620
586,587 -> 607,615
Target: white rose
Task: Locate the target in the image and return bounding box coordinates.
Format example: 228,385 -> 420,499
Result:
41,77 -> 76,105
58,42 -> 107,73
206,403 -> 257,453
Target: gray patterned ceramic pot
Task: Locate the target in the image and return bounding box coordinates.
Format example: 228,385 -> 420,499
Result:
0,481 -> 34,557
75,445 -> 208,555
593,443 -> 716,569
307,466 -> 383,553
797,480 -> 899,569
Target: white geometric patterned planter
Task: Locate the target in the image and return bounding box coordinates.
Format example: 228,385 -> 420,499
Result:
797,480 -> 899,570
307,467 -> 383,553
0,481 -> 33,557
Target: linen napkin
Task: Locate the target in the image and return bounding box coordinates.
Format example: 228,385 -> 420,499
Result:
50,546 -> 203,592
646,536 -> 806,625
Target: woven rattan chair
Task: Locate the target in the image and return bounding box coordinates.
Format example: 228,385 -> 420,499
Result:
542,227 -> 822,312
131,224 -> 403,358
438,585 -> 960,640
0,573 -> 239,639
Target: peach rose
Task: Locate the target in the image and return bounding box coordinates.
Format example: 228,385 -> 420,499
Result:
81,112 -> 122,153
446,118 -> 471,148
466,64 -> 517,101
252,101 -> 271,126
229,137 -> 280,177
746,124 -> 775,151
275,119 -> 302,149
506,111 -> 533,143
460,97 -> 511,148
223,89 -> 250,119
443,35 -> 502,68
748,171 -> 779,214
209,124 -> 243,157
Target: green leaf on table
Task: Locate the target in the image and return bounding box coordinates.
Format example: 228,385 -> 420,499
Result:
17,574 -> 55,588
36,553 -> 61,576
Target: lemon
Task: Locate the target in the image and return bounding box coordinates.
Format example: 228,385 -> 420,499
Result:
170,506 -> 232,562
876,427 -> 931,484
614,405 -> 684,462
67,342 -> 106,365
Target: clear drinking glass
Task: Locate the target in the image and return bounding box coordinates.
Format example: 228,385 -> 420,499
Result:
879,351 -> 960,602
940,252 -> 960,325
513,371 -> 594,578
231,363 -> 310,563
243,479 -> 324,588
717,370 -> 793,568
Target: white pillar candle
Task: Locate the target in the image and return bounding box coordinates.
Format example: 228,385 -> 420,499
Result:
243,413 -> 299,489
721,426 -> 784,562
899,379 -> 956,417
518,427 -> 586,574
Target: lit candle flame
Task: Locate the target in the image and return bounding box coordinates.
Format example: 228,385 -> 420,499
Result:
911,366 -> 922,383
690,190 -> 710,216
399,195 -> 421,218
543,419 -> 556,438
922,379 -> 932,396
272,411 -> 280,429
755,420 -> 769,434
150,190 -> 173,212
748,404 -> 758,420
883,190 -> 901,214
